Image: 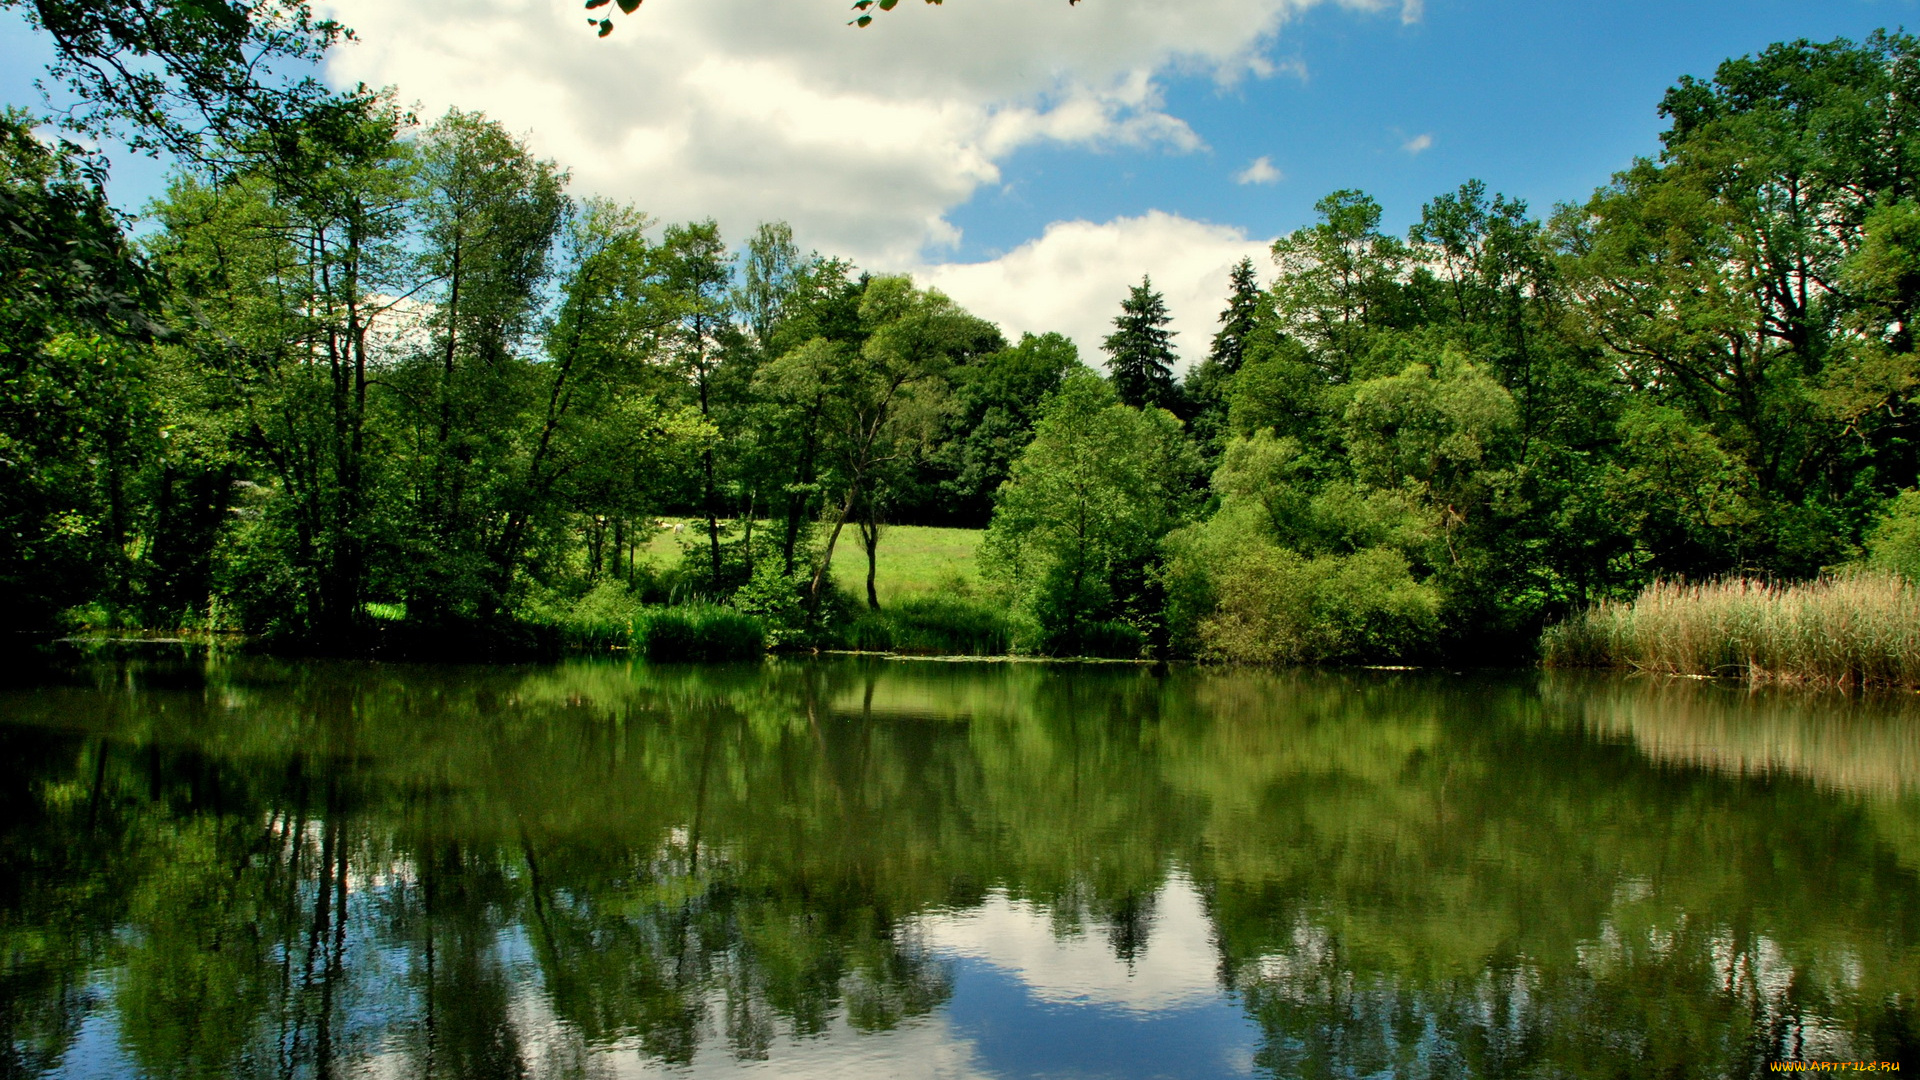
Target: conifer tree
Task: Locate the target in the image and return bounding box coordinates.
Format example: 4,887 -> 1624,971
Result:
1102,276 -> 1177,410
1207,257 -> 1260,375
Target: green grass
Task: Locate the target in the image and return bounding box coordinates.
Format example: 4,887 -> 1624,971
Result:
1542,571 -> 1920,688
644,519 -> 983,604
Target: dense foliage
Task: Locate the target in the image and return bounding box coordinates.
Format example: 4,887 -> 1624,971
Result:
7,22 -> 1920,661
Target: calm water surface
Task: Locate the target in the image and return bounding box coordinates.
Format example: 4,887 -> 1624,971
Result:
2,655 -> 1917,1078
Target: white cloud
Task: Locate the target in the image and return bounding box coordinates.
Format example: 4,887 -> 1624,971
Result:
912,211 -> 1268,369
1402,132 -> 1433,154
320,0 -> 1403,264
1234,155 -> 1282,185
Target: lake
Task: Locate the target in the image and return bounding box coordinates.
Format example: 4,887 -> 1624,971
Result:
2,653 -> 1916,1078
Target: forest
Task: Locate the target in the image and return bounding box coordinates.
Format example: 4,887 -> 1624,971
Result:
8,4 -> 1920,663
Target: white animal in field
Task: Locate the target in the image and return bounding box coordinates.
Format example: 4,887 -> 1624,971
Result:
671,522 -> 685,534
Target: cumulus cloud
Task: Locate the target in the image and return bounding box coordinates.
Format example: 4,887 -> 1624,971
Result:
320,0 -> 1403,264
1234,155 -> 1283,184
1402,132 -> 1434,154
912,211 -> 1270,370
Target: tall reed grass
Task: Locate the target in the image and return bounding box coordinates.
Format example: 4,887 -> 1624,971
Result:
1541,571 -> 1920,688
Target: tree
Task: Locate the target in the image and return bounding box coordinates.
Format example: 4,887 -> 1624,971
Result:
1102,275 -> 1178,410
1182,257 -> 1265,462
926,331 -> 1081,526
981,370 -> 1196,655
656,220 -> 738,587
399,109 -> 568,633
1207,257 -> 1261,377
736,221 -> 803,355
1560,30 -> 1920,576
9,0 -> 364,164
0,110 -> 157,626
757,275 -> 984,616
144,100 -> 415,642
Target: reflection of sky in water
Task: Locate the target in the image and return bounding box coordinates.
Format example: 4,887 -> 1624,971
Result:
603,874 -> 1257,1079
924,875 -> 1259,1079
42,874 -> 1254,1079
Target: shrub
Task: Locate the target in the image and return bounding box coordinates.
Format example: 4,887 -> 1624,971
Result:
637,604 -> 766,662
730,561 -> 811,647
844,594 -> 1014,655
1865,490 -> 1920,580
1197,542 -> 1442,664
1541,571 -> 1920,688
557,581 -> 641,650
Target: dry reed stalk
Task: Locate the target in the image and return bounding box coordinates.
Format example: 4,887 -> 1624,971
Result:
1540,570 -> 1920,688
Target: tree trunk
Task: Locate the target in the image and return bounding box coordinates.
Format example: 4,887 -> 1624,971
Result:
807,476 -> 862,621
857,511 -> 882,610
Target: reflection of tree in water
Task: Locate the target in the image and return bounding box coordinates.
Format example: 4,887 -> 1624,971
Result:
0,660 -> 1916,1076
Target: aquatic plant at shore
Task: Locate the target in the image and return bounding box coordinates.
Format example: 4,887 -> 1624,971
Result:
637,604 -> 766,662
1541,572 -> 1920,688
842,594 -> 1014,655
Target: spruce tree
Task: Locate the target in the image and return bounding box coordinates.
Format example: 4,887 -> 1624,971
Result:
1102,275 -> 1177,409
1207,257 -> 1261,374
1184,257 -> 1263,460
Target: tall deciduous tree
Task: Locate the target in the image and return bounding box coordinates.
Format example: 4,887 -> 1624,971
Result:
759,275 -> 983,614
147,101 -> 414,643
982,370 -> 1196,655
656,220 -> 738,587
402,109 -> 567,631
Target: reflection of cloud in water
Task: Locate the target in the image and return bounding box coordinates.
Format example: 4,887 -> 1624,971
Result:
912,874 -> 1220,1012
599,1010 -> 994,1080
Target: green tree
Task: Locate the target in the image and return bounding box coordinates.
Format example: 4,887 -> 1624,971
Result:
145,101 -> 414,642
1102,275 -> 1178,410
925,331 -> 1080,526
982,370 -> 1196,655
759,276 -> 985,616
1182,257 -> 1264,462
0,111 -> 156,627
8,0 -> 359,161
398,109 -> 567,633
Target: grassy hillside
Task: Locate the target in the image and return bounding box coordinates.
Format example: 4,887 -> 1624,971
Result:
645,520 -> 984,604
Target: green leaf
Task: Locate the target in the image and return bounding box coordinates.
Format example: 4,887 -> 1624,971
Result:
878,0 -> 898,10
584,0 -> 611,8
616,0 -> 641,13
597,17 -> 614,35
854,14 -> 872,25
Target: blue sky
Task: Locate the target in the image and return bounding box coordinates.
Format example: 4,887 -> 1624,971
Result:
948,0 -> 1918,259
3,0 -> 1914,359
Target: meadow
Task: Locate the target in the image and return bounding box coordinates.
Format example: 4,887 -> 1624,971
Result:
645,520 -> 984,604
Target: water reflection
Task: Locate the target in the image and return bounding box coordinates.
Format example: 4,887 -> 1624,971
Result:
0,658 -> 1914,1078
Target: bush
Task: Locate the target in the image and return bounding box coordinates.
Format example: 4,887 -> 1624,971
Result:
553,581 -> 641,650
1865,490 -> 1920,580
731,561 -> 811,647
637,604 -> 766,662
1196,542 -> 1442,664
842,594 -> 1014,655
1542,571 -> 1920,687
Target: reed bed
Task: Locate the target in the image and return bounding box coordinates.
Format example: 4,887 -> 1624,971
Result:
1541,571 -> 1920,688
